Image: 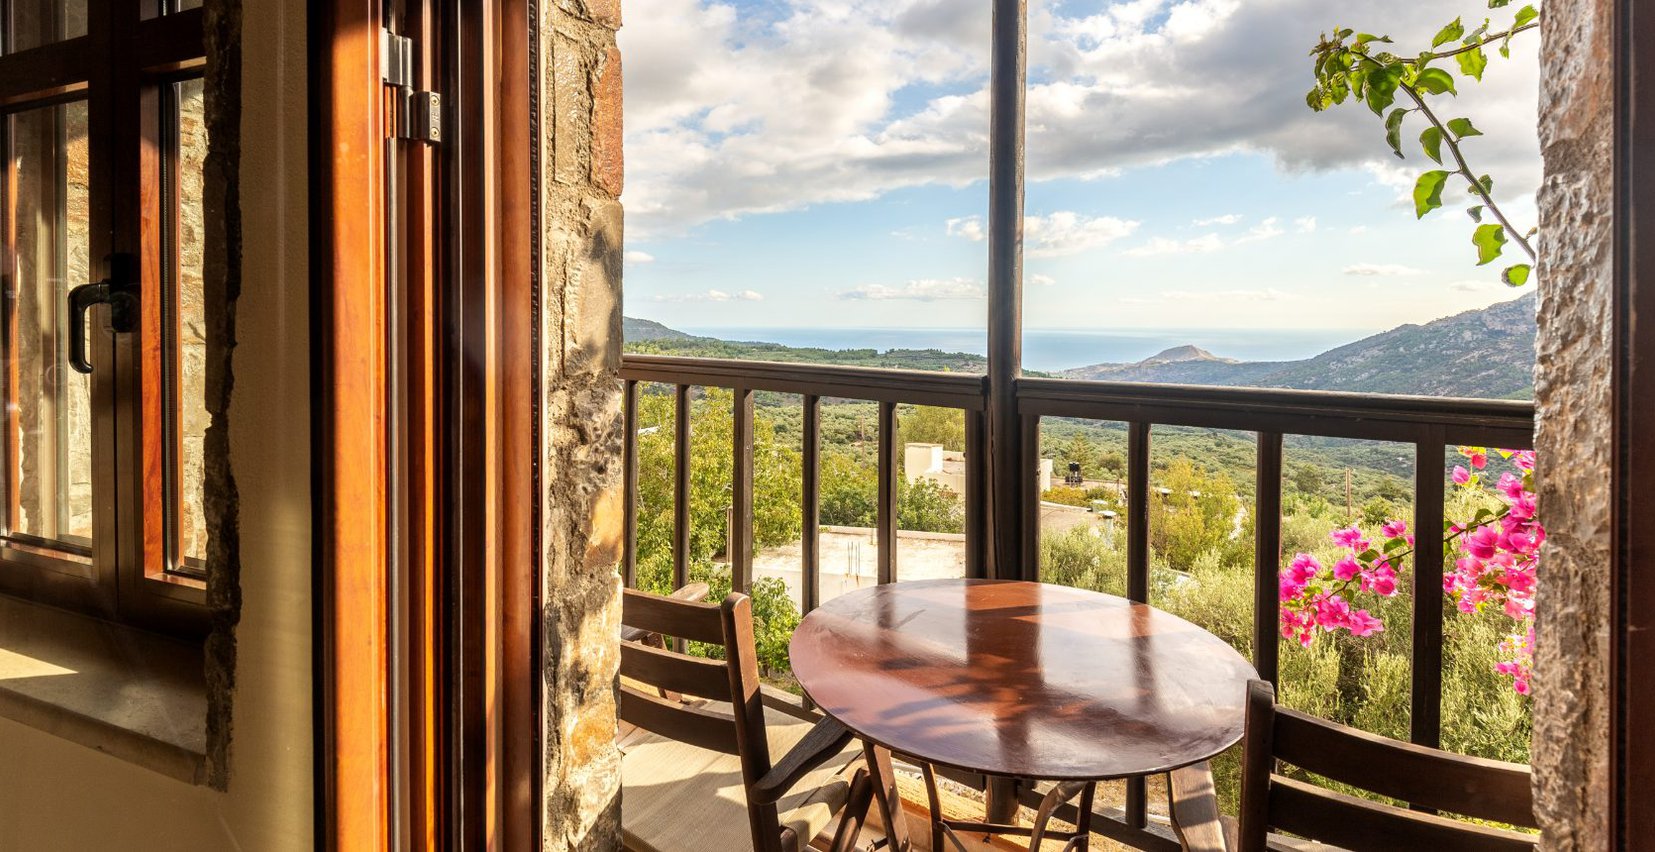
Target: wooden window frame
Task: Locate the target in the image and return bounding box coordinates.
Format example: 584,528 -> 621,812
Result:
0,0 -> 209,635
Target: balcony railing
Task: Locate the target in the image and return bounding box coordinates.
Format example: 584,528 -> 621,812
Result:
618,352 -> 1537,850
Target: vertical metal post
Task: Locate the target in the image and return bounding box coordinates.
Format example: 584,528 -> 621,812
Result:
1410,433 -> 1447,749
964,408 -> 988,579
984,0 -> 1027,582
877,401 -> 898,585
731,386 -> 754,593
1123,419 -> 1152,830
802,395 -> 822,613
1254,431 -> 1284,684
673,384 -> 691,592
1126,422 -> 1151,604
622,379 -> 638,587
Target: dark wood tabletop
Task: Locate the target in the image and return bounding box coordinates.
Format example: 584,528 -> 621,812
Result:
789,578 -> 1258,781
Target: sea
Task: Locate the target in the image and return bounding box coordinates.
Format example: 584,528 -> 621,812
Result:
675,326 -> 1376,373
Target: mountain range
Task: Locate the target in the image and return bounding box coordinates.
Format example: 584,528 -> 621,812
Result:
624,292 -> 1538,399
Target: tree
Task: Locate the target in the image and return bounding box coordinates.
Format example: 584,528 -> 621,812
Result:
1307,1 -> 1541,286
1149,460 -> 1244,572
1293,463 -> 1327,496
899,405 -> 965,450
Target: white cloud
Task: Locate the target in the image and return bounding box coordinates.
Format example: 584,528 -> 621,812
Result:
1235,216 -> 1285,244
946,212 -> 1139,256
839,278 -> 984,301
1294,216 -> 1318,233
1348,225 -> 1370,235
1122,233 -> 1225,257
946,216 -> 986,242
1192,214 -> 1242,227
653,289 -> 764,303
1025,212 -> 1140,257
622,0 -> 1542,237
1030,274 -> 1057,287
626,250 -> 656,263
1450,279 -> 1501,293
1344,263 -> 1424,276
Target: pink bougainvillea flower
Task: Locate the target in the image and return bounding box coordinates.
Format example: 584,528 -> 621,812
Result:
1365,564 -> 1398,596
1497,473 -> 1526,500
1333,555 -> 1361,582
1346,609 -> 1384,637
1452,465 -> 1471,485
1465,525 -> 1501,560
1330,526 -> 1367,549
1468,451 -> 1488,470
1381,520 -> 1408,539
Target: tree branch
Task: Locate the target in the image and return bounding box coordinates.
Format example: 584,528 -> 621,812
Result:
1399,83 -> 1539,263
1404,21 -> 1541,65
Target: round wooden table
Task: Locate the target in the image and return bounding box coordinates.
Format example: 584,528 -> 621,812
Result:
789,578 -> 1257,850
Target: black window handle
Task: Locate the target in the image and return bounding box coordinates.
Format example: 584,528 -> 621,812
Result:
67,253 -> 138,375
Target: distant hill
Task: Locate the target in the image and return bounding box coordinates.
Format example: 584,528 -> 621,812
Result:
623,323 -> 992,373
623,316 -> 696,342
1063,293 -> 1537,399
624,293 -> 1537,398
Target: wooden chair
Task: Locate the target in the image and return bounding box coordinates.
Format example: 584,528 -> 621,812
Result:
1170,679 -> 1538,851
618,586 -> 874,852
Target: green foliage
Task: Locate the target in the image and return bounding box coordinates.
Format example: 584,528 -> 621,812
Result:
1307,2 -> 1540,281
1149,459 -> 1246,572
1414,170 -> 1451,218
900,405 -> 966,450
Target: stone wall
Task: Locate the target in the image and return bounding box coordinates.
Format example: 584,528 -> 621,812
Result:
539,0 -> 627,848
1532,0 -> 1614,847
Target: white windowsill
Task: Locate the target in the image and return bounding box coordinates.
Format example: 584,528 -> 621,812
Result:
0,594 -> 208,784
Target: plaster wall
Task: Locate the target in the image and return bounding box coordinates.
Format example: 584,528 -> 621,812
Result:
0,0 -> 313,848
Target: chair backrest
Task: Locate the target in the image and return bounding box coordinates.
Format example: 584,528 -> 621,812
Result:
1238,679 -> 1537,852
619,587 -> 782,850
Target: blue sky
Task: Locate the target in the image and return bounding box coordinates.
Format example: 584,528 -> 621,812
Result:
618,0 -> 1542,335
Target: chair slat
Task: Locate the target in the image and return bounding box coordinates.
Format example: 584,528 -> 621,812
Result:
620,640 -> 732,702
618,684 -> 741,754
1273,707 -> 1536,828
622,587 -> 725,645
1268,776 -> 1537,852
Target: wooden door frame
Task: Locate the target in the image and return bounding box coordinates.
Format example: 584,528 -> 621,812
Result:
312,0 -> 540,847
1612,0 -> 1655,846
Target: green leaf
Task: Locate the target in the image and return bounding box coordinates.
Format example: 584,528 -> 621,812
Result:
1514,4 -> 1539,26
1503,264 -> 1533,286
1446,117 -> 1482,138
1419,127 -> 1444,163
1416,67 -> 1457,95
1468,205 -> 1485,222
1358,549 -> 1382,563
1306,88 -> 1328,111
1414,170 -> 1451,218
1477,174 -> 1495,195
1433,17 -> 1465,48
1457,45 -> 1489,80
1366,65 -> 1402,115
1336,27 -> 1354,39
1474,224 -> 1507,265
1385,108 -> 1408,158
1488,0 -> 1511,7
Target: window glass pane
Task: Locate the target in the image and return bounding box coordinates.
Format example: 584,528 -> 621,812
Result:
166,77 -> 208,569
4,100 -> 93,552
6,0 -> 87,52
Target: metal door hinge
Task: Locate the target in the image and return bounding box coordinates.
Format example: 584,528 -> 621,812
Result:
382,28 -> 442,145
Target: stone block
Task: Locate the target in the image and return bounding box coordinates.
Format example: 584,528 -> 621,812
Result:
592,45 -> 624,197
550,32 -> 592,187
563,198 -> 623,378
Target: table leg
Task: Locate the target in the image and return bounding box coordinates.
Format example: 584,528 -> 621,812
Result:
865,742 -> 911,851
984,776 -> 1019,824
